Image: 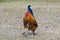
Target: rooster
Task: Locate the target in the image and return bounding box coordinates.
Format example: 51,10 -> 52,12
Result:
23,5 -> 38,35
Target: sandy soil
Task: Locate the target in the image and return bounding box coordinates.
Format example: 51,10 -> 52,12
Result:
0,2 -> 60,40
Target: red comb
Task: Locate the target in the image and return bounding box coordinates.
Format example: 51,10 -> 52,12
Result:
25,11 -> 29,16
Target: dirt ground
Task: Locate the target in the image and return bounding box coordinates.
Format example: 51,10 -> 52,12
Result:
0,2 -> 60,40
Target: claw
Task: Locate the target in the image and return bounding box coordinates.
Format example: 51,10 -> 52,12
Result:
22,32 -> 25,35
33,32 -> 36,35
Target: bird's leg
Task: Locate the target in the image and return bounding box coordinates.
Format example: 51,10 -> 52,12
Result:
33,31 -> 36,35
32,27 -> 37,35
22,28 -> 28,35
32,29 -> 36,35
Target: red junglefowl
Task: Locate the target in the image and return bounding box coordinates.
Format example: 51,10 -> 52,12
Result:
23,5 -> 38,35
